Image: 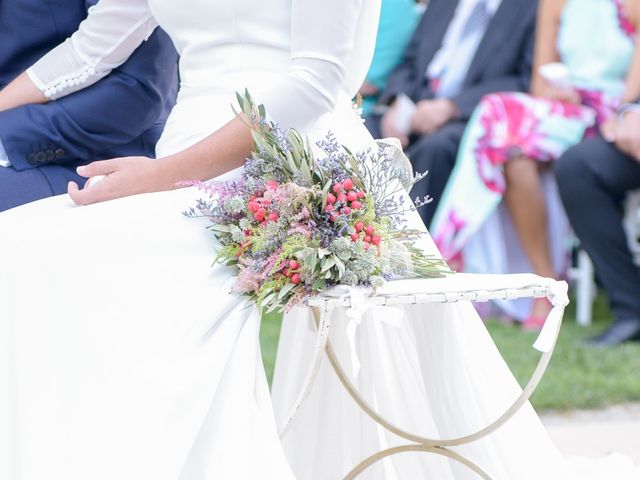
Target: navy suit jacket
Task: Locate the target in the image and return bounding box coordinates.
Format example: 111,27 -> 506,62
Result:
380,0 -> 537,121
0,0 -> 178,190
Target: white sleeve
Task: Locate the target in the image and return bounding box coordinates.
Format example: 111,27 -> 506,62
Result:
254,0 -> 364,130
0,138 -> 10,167
27,0 -> 157,100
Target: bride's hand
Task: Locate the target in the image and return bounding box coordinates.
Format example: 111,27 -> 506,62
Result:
68,156 -> 175,205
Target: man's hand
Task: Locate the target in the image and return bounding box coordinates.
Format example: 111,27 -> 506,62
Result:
410,99 -> 458,136
359,81 -> 380,98
68,156 -> 177,205
611,111 -> 640,162
380,102 -> 409,148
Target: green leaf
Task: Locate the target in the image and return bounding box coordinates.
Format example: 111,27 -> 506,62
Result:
277,282 -> 296,300
321,256 -> 336,272
300,159 -> 313,184
210,224 -> 233,233
334,257 -> 346,277
305,252 -> 318,272
285,150 -> 297,174
261,292 -> 276,308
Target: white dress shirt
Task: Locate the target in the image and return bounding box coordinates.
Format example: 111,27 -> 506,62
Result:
0,139 -> 9,167
427,0 -> 503,98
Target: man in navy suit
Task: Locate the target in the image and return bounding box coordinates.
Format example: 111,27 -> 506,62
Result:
0,0 -> 177,211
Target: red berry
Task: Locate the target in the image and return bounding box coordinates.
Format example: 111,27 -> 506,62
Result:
249,195 -> 257,201
341,207 -> 351,215
268,212 -> 279,222
351,233 -> 359,242
244,229 -> 252,236
364,235 -> 372,243
343,178 -> 354,190
330,213 -> 338,222
260,221 -> 267,227
356,191 -> 365,199
283,268 -> 291,277
254,210 -> 266,222
354,222 -> 364,232
325,204 -> 335,212
371,235 -> 381,246
291,273 -> 301,284
347,191 -> 357,202
337,192 -> 347,203
327,193 -> 337,204
350,201 -> 362,210
332,184 -> 342,193
248,201 -> 259,212
289,260 -> 300,270
365,225 -> 375,236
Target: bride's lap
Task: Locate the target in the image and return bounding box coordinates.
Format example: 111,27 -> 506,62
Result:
0,187 -> 240,333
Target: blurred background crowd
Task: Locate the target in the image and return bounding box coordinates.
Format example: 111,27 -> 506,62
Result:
359,0 -> 640,348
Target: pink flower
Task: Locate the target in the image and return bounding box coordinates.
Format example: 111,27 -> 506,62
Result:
234,268 -> 262,293
434,209 -> 467,262
287,225 -> 312,239
615,0 -> 636,39
474,94 -> 548,193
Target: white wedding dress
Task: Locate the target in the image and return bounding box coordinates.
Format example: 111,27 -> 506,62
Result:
0,0 -> 638,479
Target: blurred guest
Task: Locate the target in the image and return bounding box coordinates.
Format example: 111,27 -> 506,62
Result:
431,0 -> 640,328
0,0 -> 177,212
555,109 -> 640,346
359,0 -> 424,117
367,0 -> 537,226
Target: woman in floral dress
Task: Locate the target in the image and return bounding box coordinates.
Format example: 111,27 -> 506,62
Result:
431,0 -> 640,327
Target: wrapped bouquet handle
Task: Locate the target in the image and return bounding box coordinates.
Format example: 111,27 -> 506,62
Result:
278,273 -> 568,480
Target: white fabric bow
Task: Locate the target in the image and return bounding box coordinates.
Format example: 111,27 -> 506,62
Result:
342,287 -> 403,376
533,281 -> 570,353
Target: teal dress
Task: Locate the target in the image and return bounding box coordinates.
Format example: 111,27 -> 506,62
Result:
362,0 -> 423,116
432,0 -> 636,272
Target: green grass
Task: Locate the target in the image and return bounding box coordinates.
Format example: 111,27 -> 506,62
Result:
260,293 -> 640,412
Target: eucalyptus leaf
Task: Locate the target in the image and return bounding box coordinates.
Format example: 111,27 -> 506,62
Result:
278,282 -> 296,300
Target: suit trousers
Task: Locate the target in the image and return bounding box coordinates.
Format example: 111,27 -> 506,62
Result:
365,114 -> 467,228
555,137 -> 640,324
0,165 -> 85,212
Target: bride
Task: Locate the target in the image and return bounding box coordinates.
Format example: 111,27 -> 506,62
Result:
0,0 -> 637,479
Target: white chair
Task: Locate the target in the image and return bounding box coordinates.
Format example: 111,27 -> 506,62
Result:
567,241 -> 596,327
279,274 -> 569,480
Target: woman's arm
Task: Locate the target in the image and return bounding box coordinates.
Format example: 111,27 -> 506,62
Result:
0,73 -> 47,112
530,0 -> 578,102
0,0 -> 156,113
622,0 -> 640,102
69,0 -> 372,205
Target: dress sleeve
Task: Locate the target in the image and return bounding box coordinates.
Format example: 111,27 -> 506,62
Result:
254,0 -> 366,130
27,0 -> 157,100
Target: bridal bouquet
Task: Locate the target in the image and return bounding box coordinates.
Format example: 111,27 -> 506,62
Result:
186,91 -> 449,312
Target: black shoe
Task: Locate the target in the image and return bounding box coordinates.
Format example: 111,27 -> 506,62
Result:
585,320 -> 640,347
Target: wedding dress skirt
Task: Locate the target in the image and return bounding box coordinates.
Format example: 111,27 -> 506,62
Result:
1,0 -> 379,476
0,187 -> 297,479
